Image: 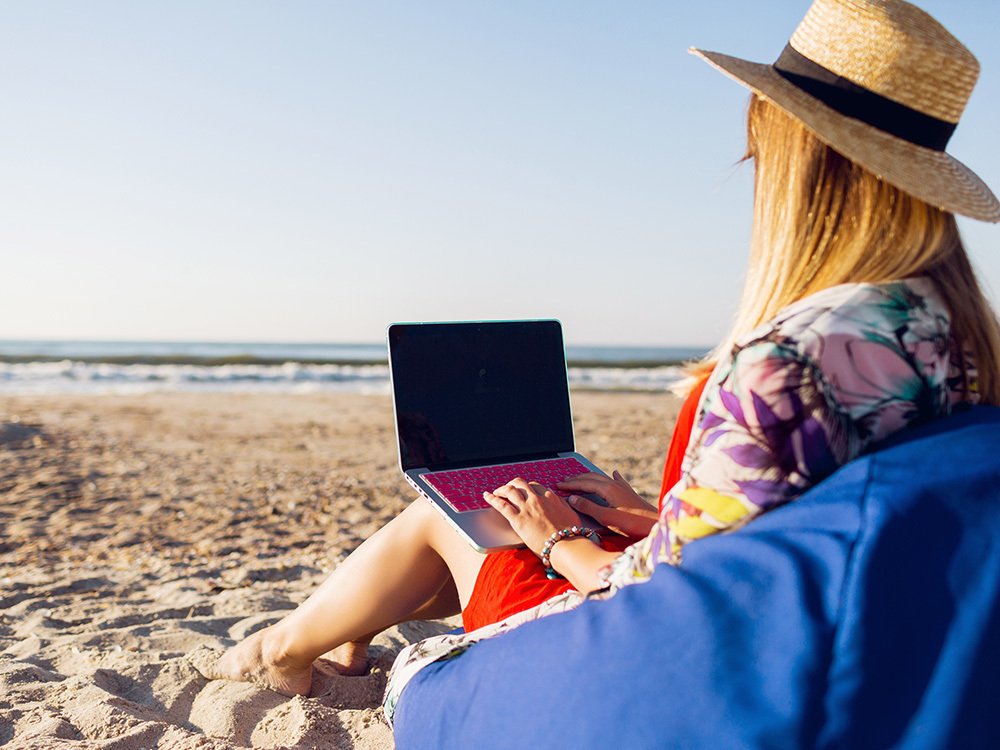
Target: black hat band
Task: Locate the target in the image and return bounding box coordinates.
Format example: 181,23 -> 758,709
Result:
772,44 -> 956,151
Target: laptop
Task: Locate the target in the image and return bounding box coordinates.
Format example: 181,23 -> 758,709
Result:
387,319 -> 608,552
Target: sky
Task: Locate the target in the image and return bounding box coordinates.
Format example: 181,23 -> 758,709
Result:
3,1 -> 999,348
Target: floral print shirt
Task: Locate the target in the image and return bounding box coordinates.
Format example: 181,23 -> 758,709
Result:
602,277 -> 974,588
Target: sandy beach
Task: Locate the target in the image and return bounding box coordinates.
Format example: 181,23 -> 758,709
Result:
0,390 -> 680,749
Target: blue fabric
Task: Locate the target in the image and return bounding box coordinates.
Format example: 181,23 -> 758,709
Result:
393,407 -> 1000,749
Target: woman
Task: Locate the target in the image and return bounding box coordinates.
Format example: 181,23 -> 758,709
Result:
207,0 -> 1000,714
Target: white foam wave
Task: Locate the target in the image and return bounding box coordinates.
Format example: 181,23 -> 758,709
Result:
0,361 -> 684,395
0,361 -> 392,395
567,366 -> 684,392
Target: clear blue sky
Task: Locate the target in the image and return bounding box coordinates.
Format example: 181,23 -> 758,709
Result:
3,1 -> 998,347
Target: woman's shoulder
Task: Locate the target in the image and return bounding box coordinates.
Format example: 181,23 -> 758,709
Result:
737,278 -> 951,357
718,278 -> 957,443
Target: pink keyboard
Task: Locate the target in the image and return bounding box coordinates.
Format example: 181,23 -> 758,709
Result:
423,457 -> 591,513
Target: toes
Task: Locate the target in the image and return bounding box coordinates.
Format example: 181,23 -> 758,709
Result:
185,644 -> 227,680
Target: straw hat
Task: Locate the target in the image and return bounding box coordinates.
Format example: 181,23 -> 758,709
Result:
691,0 -> 1000,222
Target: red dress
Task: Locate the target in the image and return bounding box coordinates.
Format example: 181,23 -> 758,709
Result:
461,378 -> 709,632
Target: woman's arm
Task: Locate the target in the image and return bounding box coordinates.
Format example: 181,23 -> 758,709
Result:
545,536 -> 621,592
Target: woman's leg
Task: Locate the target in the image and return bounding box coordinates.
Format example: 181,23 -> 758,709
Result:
320,577 -> 461,674
208,499 -> 486,696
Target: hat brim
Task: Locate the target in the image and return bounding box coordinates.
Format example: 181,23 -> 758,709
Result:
691,48 -> 1000,223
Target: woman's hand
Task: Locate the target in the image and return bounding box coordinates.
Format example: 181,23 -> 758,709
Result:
483,478 -> 583,556
558,470 -> 658,540
485,476 -> 625,593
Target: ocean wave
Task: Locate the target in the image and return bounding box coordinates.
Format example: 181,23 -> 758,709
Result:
0,361 -> 392,395
0,360 -> 685,395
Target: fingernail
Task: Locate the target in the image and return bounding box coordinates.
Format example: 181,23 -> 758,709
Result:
567,495 -> 580,506
613,470 -> 622,480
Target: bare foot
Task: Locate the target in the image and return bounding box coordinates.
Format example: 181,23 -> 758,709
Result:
319,640 -> 370,676
208,626 -> 313,697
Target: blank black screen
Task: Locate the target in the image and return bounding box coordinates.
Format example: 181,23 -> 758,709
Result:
388,320 -> 575,471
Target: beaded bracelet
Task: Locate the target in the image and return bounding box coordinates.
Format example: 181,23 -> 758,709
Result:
541,526 -> 602,579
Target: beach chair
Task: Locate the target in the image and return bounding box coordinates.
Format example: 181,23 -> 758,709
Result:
392,406 -> 1000,749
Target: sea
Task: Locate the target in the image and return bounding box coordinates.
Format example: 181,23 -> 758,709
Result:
0,340 -> 709,395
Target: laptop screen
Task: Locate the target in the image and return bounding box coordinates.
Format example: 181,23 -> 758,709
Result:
388,320 -> 576,471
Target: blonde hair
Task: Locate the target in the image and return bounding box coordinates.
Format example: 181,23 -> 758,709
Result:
686,95 -> 1000,404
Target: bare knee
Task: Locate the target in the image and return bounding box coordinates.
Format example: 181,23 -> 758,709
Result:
399,496 -> 447,530
396,497 -> 485,605
386,497 -> 459,552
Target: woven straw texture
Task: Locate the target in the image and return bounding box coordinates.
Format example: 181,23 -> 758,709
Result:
791,0 -> 978,122
692,0 -> 999,222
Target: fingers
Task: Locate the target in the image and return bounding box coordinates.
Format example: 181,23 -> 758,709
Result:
483,490 -> 518,515
494,477 -> 554,499
559,469 -> 630,484
566,493 -> 608,523
559,471 -> 608,484
561,469 -> 625,483
484,477 -> 554,515
506,477 -> 547,494
557,473 -> 622,499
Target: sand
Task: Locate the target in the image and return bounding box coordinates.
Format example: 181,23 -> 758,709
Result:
0,390 -> 681,749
